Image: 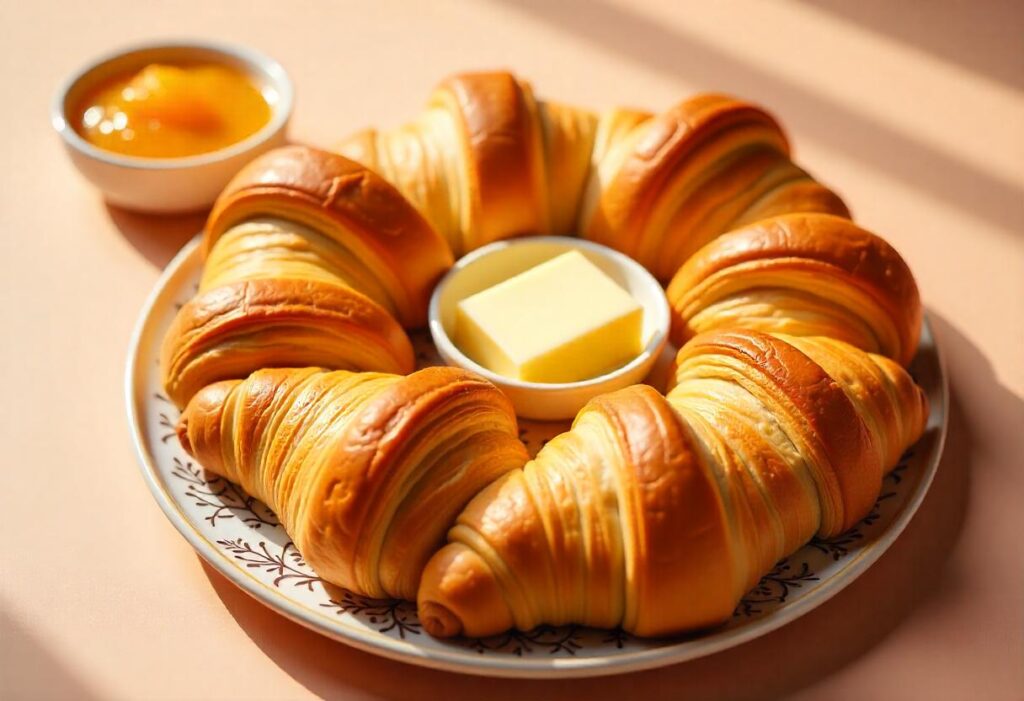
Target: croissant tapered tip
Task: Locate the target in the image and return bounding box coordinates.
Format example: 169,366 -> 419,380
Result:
176,415 -> 194,457
418,601 -> 463,638
172,379 -> 240,473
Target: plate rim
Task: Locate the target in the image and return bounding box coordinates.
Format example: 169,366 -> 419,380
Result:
125,236 -> 949,679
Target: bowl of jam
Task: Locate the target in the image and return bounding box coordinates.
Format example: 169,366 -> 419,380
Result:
52,41 -> 293,213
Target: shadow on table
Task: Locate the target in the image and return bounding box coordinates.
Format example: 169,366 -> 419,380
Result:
798,0 -> 1024,91
0,609 -> 100,699
106,202 -> 207,269
198,311 -> 997,700
485,0 -> 1024,235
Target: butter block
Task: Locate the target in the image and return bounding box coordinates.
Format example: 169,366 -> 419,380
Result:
454,250 -> 644,383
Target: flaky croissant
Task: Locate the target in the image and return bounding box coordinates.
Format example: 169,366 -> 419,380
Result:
666,212 -> 922,366
336,71 -> 848,277
176,365 -> 529,600
581,94 -> 850,281
338,72 -> 596,256
160,145 -> 453,408
417,330 -> 927,638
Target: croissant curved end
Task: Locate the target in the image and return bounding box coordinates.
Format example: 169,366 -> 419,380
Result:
417,541 -> 514,639
175,379 -> 239,474
418,601 -> 463,638
175,415 -> 193,456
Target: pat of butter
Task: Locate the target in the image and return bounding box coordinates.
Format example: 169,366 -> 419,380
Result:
454,251 -> 644,383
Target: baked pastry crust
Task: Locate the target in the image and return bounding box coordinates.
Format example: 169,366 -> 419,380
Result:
206,145 -> 453,327
160,146 -> 453,408
338,74 -> 849,281
417,331 -> 927,638
667,213 -> 922,365
177,366 -> 529,600
161,276 -> 414,411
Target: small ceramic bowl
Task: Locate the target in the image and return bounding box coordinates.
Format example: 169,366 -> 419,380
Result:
51,41 -> 293,213
429,236 -> 671,421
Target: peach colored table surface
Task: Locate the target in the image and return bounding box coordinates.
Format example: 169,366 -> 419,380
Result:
2,1 -> 1022,699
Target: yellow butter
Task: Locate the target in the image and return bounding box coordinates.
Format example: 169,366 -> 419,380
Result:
454,251 -> 644,383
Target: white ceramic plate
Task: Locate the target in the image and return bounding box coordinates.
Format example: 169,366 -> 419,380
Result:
126,237 -> 948,679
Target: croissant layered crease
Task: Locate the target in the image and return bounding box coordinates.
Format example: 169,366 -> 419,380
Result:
176,366 -> 529,600
337,72 -> 598,256
417,331 -> 927,637
160,145 -> 454,408
336,71 -> 849,275
666,213 -> 922,366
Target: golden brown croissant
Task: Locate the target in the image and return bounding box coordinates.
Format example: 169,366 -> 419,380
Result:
336,71 -> 848,276
666,213 -> 922,365
176,365 -> 529,600
581,94 -> 850,280
338,72 -> 597,255
160,145 -> 454,408
417,330 -> 927,638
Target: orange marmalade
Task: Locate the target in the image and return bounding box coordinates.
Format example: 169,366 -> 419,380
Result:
75,63 -> 271,158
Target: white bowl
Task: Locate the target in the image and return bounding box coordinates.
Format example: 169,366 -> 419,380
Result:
429,236 -> 671,421
51,41 -> 293,213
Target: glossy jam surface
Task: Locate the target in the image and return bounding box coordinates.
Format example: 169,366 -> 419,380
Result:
75,63 -> 272,158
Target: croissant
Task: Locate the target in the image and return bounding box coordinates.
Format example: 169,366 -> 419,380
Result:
666,212 -> 922,366
336,71 -> 849,277
337,72 -> 596,255
160,145 -> 454,408
416,330 -> 927,638
176,365 -> 529,600
580,94 -> 850,280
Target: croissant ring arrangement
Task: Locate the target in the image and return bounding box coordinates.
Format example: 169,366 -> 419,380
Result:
159,70 -> 929,640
